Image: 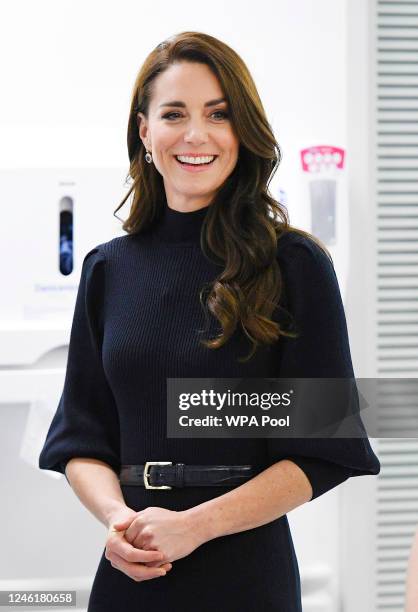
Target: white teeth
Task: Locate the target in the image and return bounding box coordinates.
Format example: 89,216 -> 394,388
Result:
176,155 -> 216,165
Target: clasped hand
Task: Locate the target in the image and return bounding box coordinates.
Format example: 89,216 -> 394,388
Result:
105,506 -> 203,582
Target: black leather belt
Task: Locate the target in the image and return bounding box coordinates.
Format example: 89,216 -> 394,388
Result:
119,462 -> 263,489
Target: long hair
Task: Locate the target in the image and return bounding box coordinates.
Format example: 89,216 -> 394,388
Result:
114,31 -> 332,362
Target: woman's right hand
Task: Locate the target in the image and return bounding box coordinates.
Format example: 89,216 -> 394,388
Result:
105,508 -> 173,582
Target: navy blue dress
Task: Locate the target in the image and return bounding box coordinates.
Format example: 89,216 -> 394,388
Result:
39,204 -> 380,611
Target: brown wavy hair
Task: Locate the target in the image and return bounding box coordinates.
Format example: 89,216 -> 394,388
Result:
113,31 -> 332,362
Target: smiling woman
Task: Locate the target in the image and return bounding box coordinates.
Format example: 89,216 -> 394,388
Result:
38,30 -> 380,612
119,40 -> 295,360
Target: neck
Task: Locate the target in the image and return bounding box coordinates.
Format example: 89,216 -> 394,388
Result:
150,202 -> 211,246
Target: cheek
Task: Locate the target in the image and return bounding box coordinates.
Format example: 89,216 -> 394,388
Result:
152,131 -> 178,157
220,143 -> 239,167
220,133 -> 239,159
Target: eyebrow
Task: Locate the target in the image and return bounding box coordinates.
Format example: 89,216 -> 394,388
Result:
158,97 -> 227,108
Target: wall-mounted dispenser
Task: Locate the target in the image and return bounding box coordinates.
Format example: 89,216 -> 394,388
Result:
300,145 -> 348,301
59,196 -> 74,276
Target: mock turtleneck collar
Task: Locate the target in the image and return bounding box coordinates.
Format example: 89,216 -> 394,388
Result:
151,203 -> 211,246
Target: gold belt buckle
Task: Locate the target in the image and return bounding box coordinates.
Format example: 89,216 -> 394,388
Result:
143,461 -> 172,489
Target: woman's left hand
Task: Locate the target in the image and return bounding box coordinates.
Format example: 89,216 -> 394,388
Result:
111,507 -> 203,565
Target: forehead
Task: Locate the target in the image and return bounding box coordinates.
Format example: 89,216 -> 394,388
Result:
150,62 -> 224,107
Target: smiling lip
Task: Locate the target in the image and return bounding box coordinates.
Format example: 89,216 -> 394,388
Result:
174,154 -> 217,173
174,153 -> 218,157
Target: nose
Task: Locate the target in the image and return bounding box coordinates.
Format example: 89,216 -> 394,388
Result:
183,118 -> 209,144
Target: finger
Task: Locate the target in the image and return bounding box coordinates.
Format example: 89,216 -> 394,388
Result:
130,534 -> 148,549
128,541 -> 172,569
107,550 -> 168,582
111,539 -> 165,564
124,524 -> 141,544
146,561 -> 172,571
108,525 -> 127,537
146,560 -> 173,570
113,540 -> 172,570
112,517 -> 134,530
126,538 -> 172,568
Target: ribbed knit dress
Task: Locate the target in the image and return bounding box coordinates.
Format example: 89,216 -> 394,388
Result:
39,202 -> 380,612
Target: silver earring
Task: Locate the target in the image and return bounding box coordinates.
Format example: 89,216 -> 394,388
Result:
145,151 -> 153,164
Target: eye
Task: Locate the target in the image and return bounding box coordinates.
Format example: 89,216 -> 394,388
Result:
162,112 -> 182,120
211,110 -> 229,120
161,110 -> 230,121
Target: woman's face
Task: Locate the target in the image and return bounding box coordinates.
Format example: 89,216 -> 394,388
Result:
138,61 -> 240,210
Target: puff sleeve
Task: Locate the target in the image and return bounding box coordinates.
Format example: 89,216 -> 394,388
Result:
38,246 -> 121,480
267,232 -> 380,500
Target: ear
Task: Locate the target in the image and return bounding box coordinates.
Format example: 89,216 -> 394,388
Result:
137,112 -> 150,150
